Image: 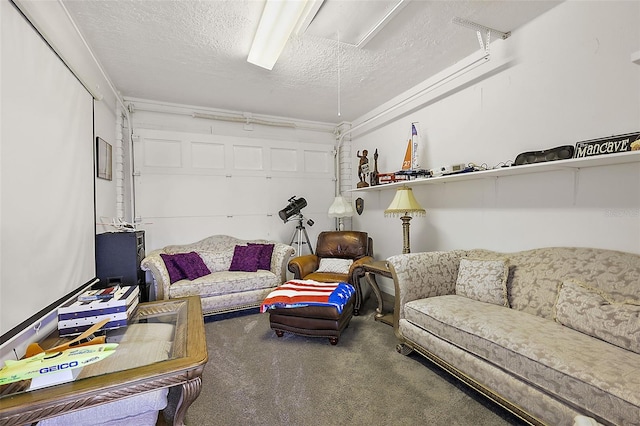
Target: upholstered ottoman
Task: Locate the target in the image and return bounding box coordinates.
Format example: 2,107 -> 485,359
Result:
261,280 -> 355,345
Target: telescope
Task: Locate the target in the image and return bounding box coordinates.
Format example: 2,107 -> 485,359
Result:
278,196 -> 307,223
279,196 -> 314,255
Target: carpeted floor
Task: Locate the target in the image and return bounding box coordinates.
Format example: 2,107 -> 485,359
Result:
185,299 -> 526,425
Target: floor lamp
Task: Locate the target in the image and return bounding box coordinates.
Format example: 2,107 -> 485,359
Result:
384,185 -> 425,254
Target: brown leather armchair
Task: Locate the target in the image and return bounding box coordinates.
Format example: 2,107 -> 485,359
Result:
287,231 -> 373,315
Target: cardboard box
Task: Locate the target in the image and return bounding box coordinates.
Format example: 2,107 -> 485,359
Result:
57,285 -> 139,336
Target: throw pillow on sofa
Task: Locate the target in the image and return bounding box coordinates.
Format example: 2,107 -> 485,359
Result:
248,243 -> 275,270
554,279 -> 640,354
455,258 -> 509,307
160,252 -> 210,283
229,245 -> 263,272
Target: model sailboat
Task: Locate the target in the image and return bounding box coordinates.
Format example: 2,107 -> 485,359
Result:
401,123 -> 421,171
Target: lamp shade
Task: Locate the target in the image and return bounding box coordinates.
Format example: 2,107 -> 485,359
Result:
384,186 -> 425,217
328,195 -> 354,218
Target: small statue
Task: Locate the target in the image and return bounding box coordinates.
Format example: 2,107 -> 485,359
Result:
357,150 -> 370,188
370,149 -> 379,186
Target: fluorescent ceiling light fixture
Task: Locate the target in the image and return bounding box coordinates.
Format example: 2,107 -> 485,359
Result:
248,0 -> 323,70
304,0 -> 408,47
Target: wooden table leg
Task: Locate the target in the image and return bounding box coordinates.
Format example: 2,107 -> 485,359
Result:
365,271 -> 385,320
165,375 -> 203,426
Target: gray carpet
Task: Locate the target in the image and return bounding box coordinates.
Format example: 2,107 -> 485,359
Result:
186,299 -> 525,426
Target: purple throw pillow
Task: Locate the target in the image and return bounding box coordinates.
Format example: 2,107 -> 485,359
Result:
229,245 -> 261,272
160,252 -> 210,283
248,243 -> 275,270
176,252 -> 210,280
160,253 -> 187,284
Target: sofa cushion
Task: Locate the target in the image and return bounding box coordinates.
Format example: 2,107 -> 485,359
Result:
455,258 -> 509,307
160,252 -> 210,283
248,243 -> 275,270
303,271 -> 349,284
169,270 -> 279,299
554,279 -> 640,354
229,245 -> 262,272
403,295 -> 640,423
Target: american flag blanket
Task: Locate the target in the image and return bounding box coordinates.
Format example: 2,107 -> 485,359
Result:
260,280 -> 355,314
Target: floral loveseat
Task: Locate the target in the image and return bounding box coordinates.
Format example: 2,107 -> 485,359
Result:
387,247 -> 640,426
141,235 -> 295,316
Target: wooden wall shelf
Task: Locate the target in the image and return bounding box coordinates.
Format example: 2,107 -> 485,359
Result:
349,151 -> 640,192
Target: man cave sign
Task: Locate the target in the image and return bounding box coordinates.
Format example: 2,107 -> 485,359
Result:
574,132 -> 640,158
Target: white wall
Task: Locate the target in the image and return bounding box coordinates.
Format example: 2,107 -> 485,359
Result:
94,101 -> 120,233
350,1 -> 640,293
126,100 -> 339,252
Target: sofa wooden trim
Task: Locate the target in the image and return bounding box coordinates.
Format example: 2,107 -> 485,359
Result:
398,338 -> 545,426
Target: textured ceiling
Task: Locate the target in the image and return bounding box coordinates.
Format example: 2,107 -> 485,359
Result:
62,0 -> 562,124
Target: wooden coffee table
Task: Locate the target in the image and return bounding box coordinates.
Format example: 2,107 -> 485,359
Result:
0,296 -> 207,426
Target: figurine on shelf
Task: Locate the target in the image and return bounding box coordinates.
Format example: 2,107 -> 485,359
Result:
370,149 -> 379,186
357,149 -> 370,188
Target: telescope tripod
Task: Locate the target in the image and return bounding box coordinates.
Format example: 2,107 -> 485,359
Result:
288,215 -> 314,255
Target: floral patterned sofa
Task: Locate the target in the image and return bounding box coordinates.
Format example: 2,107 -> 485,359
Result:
387,247 -> 640,426
141,235 -> 294,316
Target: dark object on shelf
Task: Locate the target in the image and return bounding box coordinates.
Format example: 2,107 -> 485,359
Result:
442,166 -> 476,176
574,132 -> 639,158
95,231 -> 148,302
370,149 -> 380,186
514,145 -> 574,166
395,169 -> 431,179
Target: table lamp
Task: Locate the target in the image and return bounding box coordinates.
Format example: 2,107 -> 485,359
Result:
328,195 -> 354,230
384,185 -> 425,253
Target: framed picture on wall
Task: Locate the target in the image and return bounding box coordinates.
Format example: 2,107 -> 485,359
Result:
96,137 -> 112,181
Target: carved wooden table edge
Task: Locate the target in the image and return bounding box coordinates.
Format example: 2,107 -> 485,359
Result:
0,368 -> 205,426
0,296 -> 208,426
